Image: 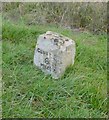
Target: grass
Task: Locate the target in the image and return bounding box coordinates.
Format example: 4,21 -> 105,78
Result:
0,39 -> 1,119
2,19 -> 107,118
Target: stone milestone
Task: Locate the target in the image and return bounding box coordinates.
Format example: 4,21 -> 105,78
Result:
34,31 -> 76,79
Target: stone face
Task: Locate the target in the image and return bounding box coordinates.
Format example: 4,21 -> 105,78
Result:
34,31 -> 76,79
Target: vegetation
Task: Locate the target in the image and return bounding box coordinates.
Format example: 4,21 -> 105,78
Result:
0,12 -> 2,119
2,2 -> 107,118
3,2 -> 107,33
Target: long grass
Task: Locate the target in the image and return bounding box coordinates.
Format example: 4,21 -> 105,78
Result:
2,19 -> 107,118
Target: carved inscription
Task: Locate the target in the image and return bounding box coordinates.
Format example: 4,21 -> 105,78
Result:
37,48 -> 51,71
37,48 -> 48,55
52,54 -> 59,73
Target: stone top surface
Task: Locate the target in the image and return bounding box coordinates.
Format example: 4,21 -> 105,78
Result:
44,31 -> 72,42
37,31 -> 75,51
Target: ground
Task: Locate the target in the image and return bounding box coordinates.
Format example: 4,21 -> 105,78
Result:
2,17 -> 107,118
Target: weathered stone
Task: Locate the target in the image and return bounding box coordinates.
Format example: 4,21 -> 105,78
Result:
34,31 -> 76,79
